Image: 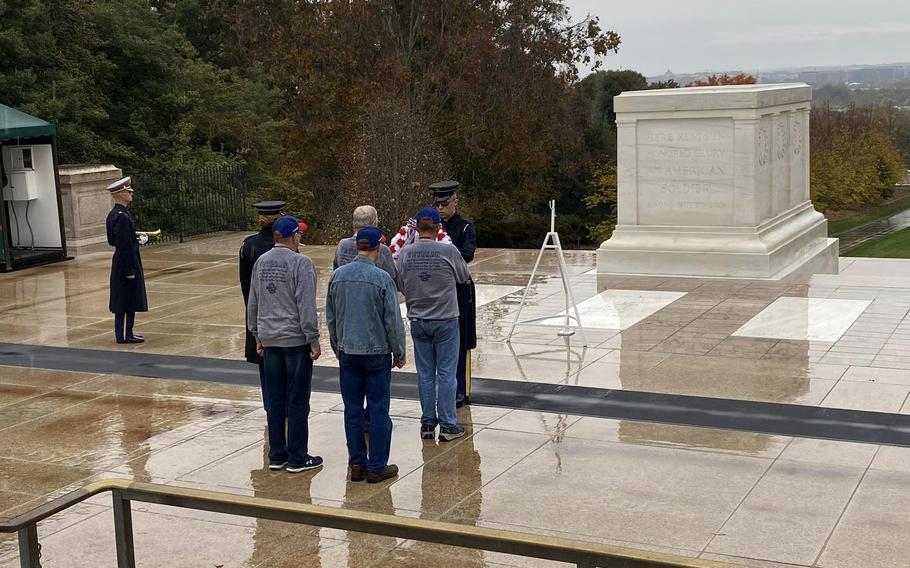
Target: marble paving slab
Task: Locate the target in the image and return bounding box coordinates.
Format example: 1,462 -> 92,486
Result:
732,297 -> 871,342
534,289 -> 688,330
474,284 -> 524,307
399,284 -> 523,316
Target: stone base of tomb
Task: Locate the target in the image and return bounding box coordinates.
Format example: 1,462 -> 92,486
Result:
597,200 -> 839,279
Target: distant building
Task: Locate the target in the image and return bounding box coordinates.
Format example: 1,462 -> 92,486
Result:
650,63 -> 910,89
847,67 -> 900,84
799,70 -> 847,86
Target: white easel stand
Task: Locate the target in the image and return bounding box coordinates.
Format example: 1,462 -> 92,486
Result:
507,200 -> 587,347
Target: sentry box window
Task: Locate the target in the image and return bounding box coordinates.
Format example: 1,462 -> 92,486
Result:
9,147 -> 34,171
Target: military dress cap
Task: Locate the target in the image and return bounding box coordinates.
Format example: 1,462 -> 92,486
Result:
430,180 -> 460,203
252,200 -> 286,216
107,177 -> 132,193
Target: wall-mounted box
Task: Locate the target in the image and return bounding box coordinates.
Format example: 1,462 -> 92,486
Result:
3,170 -> 39,201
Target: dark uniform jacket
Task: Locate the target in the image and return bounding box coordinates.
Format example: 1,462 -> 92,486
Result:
442,212 -> 477,350
106,204 -> 148,314
239,228 -> 275,363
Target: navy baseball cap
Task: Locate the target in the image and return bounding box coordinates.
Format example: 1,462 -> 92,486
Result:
356,226 -> 383,250
416,207 -> 441,224
273,215 -> 302,237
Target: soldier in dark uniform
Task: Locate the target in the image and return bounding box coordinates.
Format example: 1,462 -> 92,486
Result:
240,200 -> 286,411
106,176 -> 148,344
432,180 -> 477,407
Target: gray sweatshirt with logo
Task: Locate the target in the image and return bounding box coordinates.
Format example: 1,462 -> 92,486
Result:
334,237 -> 398,282
247,247 -> 320,348
396,239 -> 471,320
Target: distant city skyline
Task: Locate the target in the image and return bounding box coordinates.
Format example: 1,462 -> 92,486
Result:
566,0 -> 910,77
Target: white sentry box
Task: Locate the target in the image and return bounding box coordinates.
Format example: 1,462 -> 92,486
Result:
2,146 -> 39,201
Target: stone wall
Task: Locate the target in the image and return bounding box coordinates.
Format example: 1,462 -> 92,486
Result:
59,164 -> 120,249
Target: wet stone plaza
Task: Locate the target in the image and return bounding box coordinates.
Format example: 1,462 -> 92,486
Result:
1,233 -> 910,567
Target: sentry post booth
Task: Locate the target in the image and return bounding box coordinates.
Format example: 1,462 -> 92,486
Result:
0,104 -> 69,272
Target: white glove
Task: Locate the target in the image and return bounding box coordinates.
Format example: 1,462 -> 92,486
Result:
137,234 -> 149,246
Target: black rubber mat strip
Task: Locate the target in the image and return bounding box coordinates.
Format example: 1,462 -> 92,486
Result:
2,342 -> 910,447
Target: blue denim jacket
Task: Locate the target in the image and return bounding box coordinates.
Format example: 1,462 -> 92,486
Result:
326,255 -> 406,360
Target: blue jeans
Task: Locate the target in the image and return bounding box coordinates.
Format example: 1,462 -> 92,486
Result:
338,352 -> 392,471
263,345 -> 313,466
410,318 -> 459,429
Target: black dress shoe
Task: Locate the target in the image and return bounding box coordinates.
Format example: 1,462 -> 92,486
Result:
122,336 -> 144,343
128,333 -> 144,341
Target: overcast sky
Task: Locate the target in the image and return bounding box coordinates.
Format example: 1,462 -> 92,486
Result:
566,0 -> 910,77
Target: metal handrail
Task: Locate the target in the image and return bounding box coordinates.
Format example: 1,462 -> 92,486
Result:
1,479 -> 740,568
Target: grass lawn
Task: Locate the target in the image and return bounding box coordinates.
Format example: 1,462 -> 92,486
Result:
845,225 -> 910,257
827,189 -> 910,236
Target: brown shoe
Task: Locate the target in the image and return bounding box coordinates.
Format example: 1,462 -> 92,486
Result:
366,464 -> 399,484
350,465 -> 366,482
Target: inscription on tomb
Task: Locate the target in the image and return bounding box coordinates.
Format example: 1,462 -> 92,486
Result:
758,127 -> 770,167
637,118 -> 734,226
791,118 -> 803,156
775,121 -> 788,160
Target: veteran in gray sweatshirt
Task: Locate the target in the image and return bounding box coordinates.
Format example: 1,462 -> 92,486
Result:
396,207 -> 471,442
247,215 -> 323,473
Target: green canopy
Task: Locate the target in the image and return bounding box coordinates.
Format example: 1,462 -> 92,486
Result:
0,104 -> 56,141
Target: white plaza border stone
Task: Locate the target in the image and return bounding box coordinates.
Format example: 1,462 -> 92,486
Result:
732,297 -> 871,342
597,83 -> 838,279
533,289 -> 687,330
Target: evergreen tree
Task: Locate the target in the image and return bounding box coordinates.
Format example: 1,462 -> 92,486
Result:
0,0 -> 286,191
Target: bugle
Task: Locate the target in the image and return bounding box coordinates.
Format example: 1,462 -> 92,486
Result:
136,229 -> 162,238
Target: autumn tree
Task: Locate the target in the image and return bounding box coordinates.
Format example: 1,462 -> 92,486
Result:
810,105 -> 905,211
231,1 -> 621,238
583,161 -> 618,242
894,112 -> 910,167
4,0 -> 624,245
687,73 -> 757,87
327,97 -> 453,241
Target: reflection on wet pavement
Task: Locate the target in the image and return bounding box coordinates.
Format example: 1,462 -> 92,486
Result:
2,364 -> 909,567
3,234 -> 910,566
